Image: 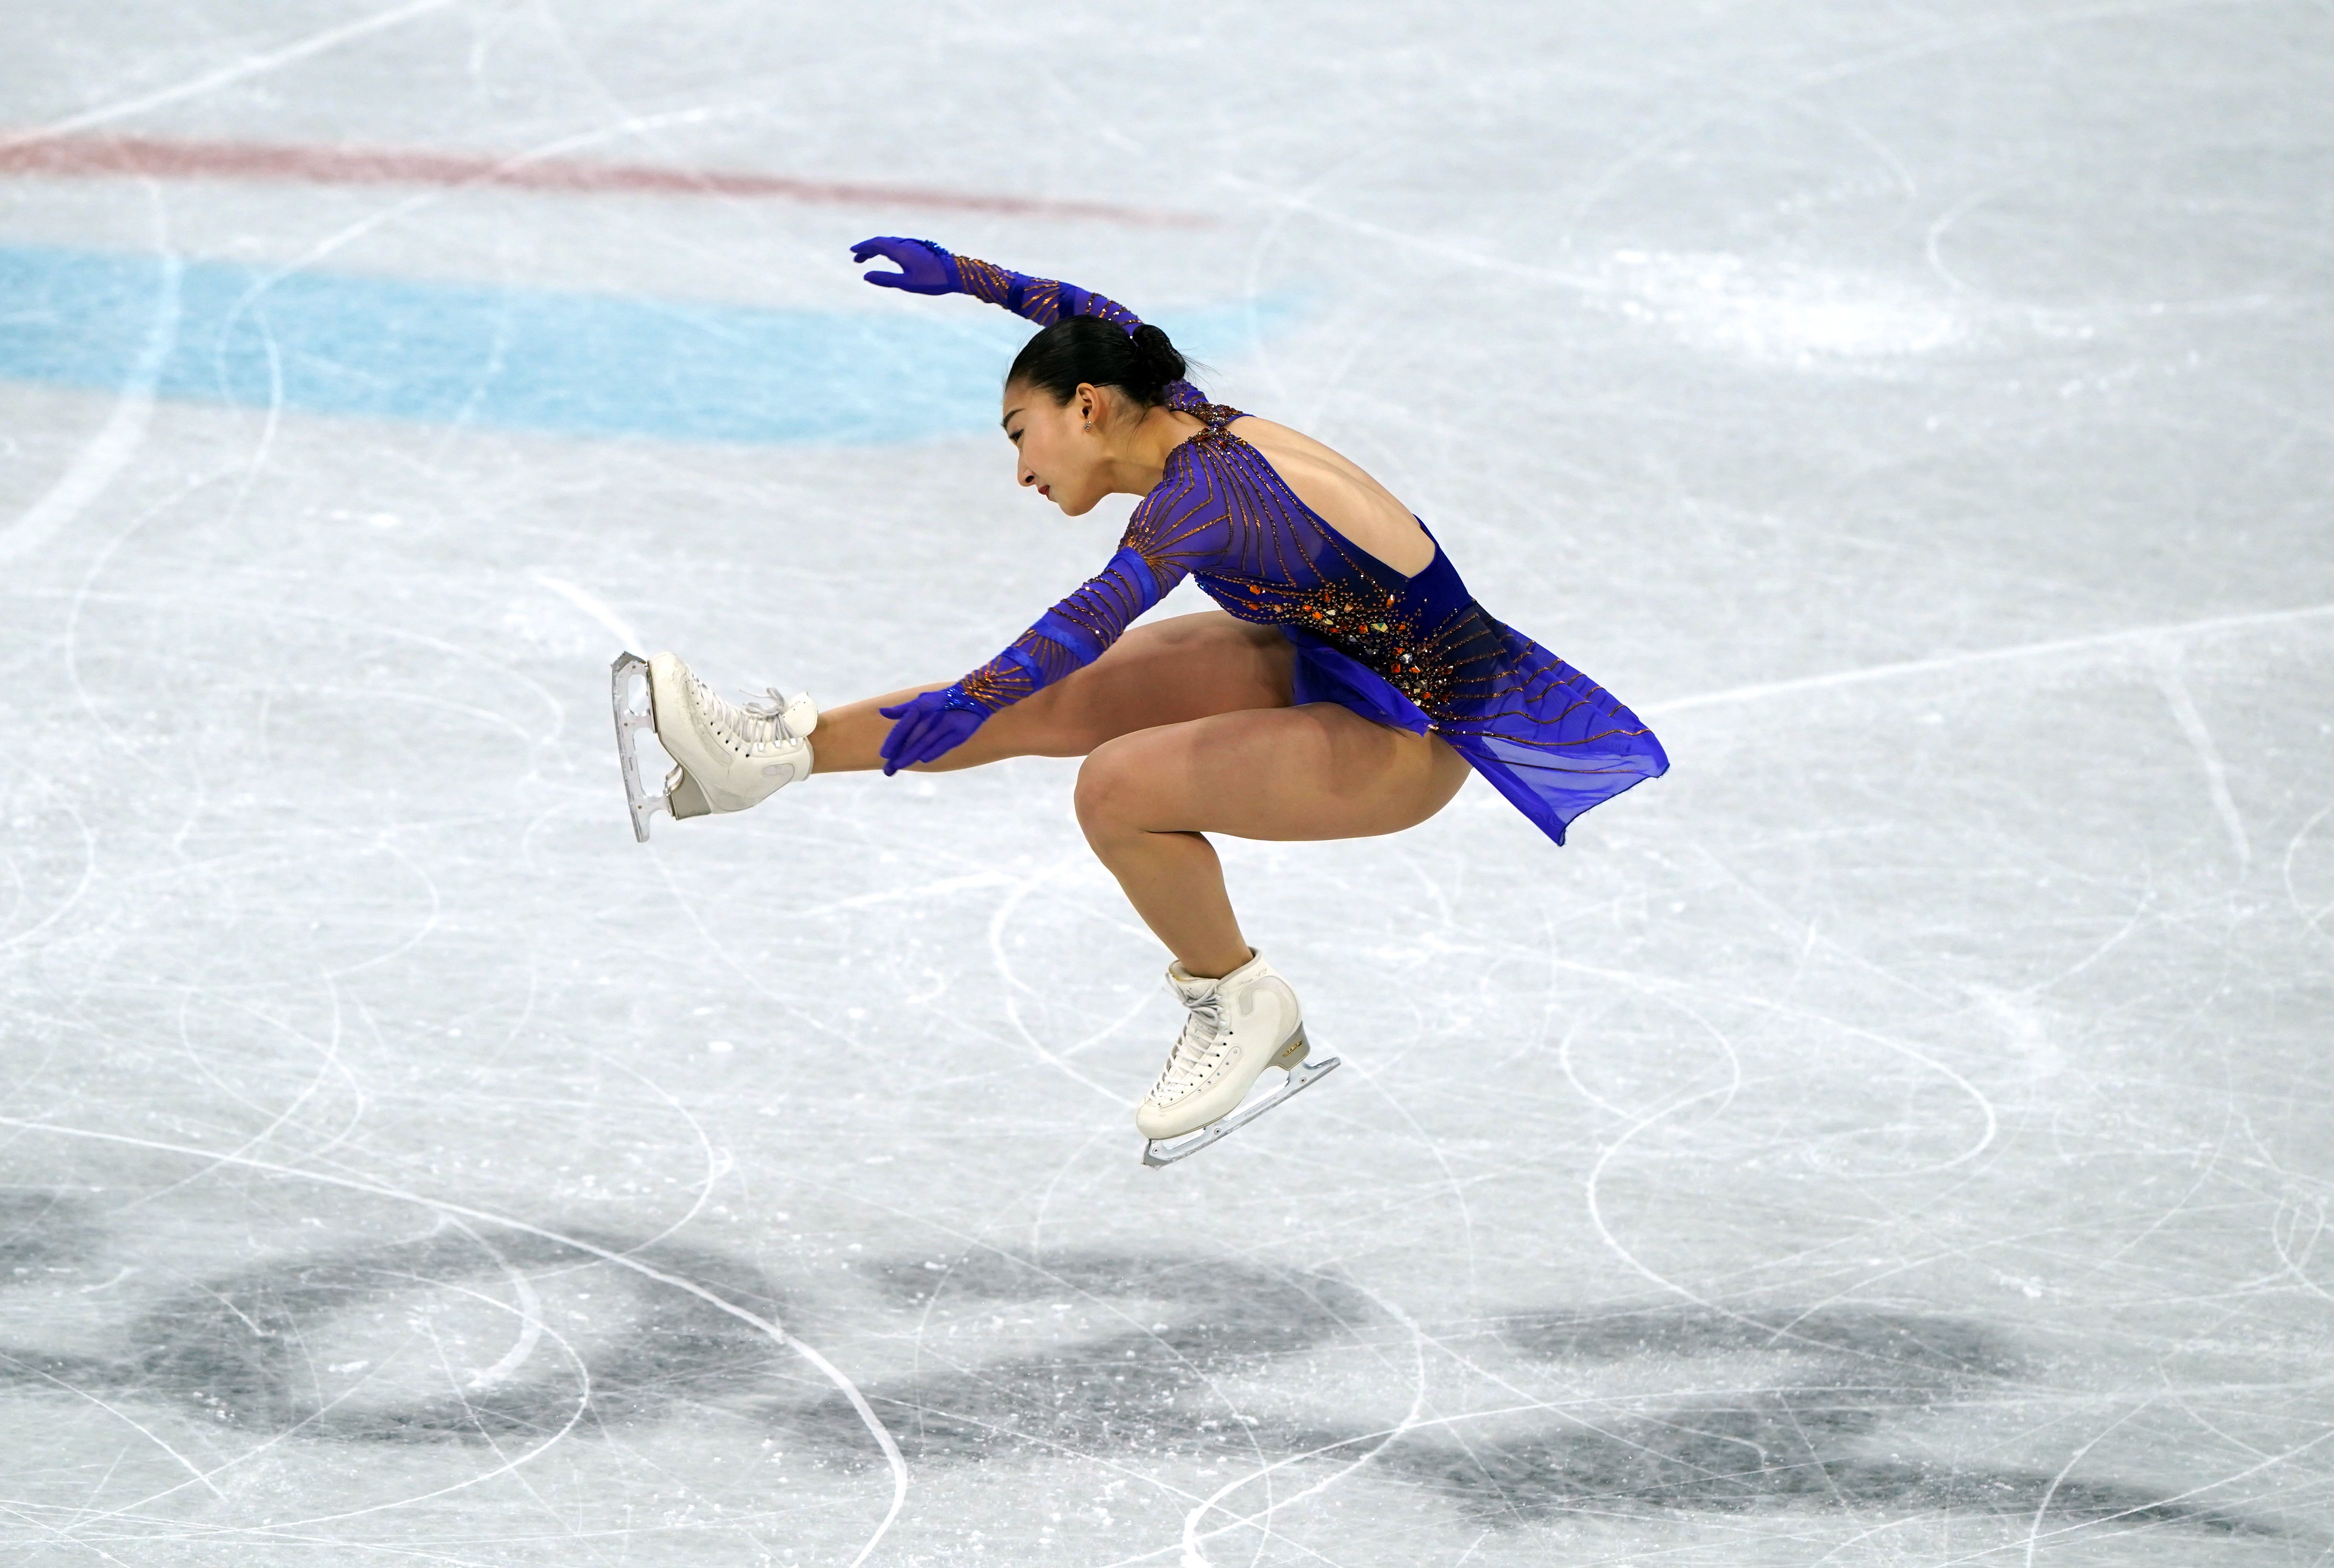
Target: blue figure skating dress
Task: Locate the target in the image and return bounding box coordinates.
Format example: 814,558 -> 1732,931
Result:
941,254 -> 1669,846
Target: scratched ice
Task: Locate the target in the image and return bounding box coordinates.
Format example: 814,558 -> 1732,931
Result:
0,2 -> 2330,1565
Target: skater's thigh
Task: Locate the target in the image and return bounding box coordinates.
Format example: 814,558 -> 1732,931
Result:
1077,703 -> 1472,842
952,611 -> 1293,763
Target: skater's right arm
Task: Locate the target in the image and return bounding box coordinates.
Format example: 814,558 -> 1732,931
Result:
874,480 -> 1234,773
961,543 -> 1186,710
856,235 -> 1237,772
850,236 -> 1145,332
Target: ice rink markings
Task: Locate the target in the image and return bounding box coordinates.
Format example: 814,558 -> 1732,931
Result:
0,0 -> 462,151
531,574 -> 645,661
0,244 -> 1286,444
1642,598 -> 2334,718
2284,801 -> 2334,948
3,0 -> 2326,1554
0,230 -> 177,567
0,133 -> 1213,228
0,1208 -> 2293,1543
987,852 -> 1152,1108
0,1117 -> 914,1565
2150,650 -> 2255,871
1175,1279 -> 1432,1568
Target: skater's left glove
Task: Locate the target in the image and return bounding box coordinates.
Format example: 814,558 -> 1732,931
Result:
850,236 -> 961,296
878,687 -> 987,774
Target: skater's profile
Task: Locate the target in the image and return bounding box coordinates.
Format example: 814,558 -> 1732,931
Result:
612,237 -> 1669,1164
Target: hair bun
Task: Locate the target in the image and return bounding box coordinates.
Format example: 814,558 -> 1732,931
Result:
1005,314 -> 1199,412
1126,322 -> 1187,396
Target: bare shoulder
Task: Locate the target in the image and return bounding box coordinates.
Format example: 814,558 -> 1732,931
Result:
1224,416 -> 1435,578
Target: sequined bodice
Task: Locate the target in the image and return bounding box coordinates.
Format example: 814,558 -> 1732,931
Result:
956,390 -> 1506,722
1161,403 -> 1506,719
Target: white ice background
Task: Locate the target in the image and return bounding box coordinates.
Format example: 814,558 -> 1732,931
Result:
0,3 -> 2331,1565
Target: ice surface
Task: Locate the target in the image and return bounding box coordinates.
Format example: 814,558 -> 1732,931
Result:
1,3 -> 2330,1565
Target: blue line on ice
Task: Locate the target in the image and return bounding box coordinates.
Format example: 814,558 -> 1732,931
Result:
0,244 -> 1288,444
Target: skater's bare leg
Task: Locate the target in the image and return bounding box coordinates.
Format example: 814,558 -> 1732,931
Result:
809,611 -> 1293,773
1074,705 -> 1473,977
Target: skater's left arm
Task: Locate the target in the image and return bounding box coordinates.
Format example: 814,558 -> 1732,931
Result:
850,236 -> 1144,330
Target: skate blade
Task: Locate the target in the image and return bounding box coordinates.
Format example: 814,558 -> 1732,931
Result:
610,651 -> 670,842
1141,1056 -> 1341,1168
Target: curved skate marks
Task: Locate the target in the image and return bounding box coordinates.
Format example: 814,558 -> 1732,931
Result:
4,1226 -> 787,1442
762,1276 -> 2290,1539
141,1231 -> 787,1441
768,1250 -> 1375,1461
0,1217 -> 2299,1542
1330,1302 -> 2274,1534
0,1191 -> 102,1273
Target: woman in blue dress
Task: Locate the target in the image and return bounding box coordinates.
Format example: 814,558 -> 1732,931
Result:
625,238 -> 1668,1162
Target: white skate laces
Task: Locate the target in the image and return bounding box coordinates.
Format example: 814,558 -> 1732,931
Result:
1152,991 -> 1231,1101
1136,951 -> 1312,1144
726,684 -> 809,749
645,650 -> 817,819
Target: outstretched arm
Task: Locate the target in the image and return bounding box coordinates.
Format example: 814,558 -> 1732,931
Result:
877,542 -> 1187,774
850,236 -> 1145,331
878,468 -> 1244,774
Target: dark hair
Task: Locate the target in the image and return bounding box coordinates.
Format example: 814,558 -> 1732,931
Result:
1005,315 -> 1191,411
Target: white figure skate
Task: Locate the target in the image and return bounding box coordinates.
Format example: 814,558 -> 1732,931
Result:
610,650 -> 816,842
1138,951 -> 1341,1167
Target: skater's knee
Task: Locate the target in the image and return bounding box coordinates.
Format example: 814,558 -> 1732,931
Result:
1073,737 -> 1162,837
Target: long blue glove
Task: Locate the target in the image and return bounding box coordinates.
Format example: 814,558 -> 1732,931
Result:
850,236 -> 960,296
878,687 -> 987,774
850,238 -> 1126,326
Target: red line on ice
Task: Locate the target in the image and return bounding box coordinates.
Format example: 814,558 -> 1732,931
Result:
0,132 -> 1208,227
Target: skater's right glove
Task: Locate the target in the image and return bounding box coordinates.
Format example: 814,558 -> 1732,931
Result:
878,686 -> 987,774
850,236 -> 961,296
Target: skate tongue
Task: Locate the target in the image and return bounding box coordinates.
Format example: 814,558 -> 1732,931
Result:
1167,958 -> 1240,1003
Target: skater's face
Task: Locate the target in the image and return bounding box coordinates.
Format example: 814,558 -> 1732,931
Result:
1001,380 -> 1111,517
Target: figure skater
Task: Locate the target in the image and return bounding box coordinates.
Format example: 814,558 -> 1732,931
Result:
610,238 -> 1668,1163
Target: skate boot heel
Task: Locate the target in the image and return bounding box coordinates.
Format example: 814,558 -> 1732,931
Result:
666,767 -> 711,820
1270,1028 -> 1310,1071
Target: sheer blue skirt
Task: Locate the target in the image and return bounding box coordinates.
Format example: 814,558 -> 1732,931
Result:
1284,624 -> 1668,847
